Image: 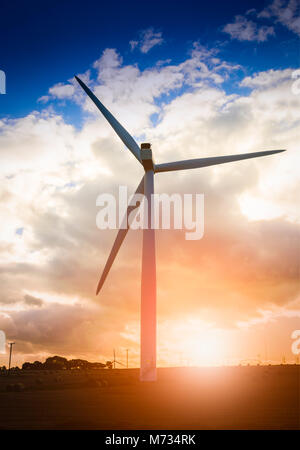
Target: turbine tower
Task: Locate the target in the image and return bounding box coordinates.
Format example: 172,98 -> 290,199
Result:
75,76 -> 285,382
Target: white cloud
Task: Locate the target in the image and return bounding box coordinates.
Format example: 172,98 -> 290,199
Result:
38,73 -> 90,104
259,0 -> 300,36
93,48 -> 122,75
37,95 -> 50,103
130,27 -> 164,53
43,46 -> 240,135
240,68 -> 293,88
129,40 -> 138,51
224,0 -> 300,42
223,15 -> 275,41
48,82 -> 75,99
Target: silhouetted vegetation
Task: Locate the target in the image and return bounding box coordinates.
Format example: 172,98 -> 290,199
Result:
0,365 -> 21,375
21,356 -> 108,371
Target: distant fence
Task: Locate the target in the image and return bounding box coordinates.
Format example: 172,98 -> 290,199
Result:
0,70 -> 6,94
239,359 -> 262,365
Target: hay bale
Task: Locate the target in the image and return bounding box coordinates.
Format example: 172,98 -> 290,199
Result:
5,383 -> 25,392
14,382 -> 25,392
84,378 -> 101,388
100,378 -> 108,387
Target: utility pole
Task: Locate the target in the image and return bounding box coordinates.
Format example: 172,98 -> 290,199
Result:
113,349 -> 116,369
126,349 -> 128,369
8,342 -> 15,374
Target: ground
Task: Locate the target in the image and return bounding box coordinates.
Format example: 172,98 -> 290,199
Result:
0,366 -> 298,430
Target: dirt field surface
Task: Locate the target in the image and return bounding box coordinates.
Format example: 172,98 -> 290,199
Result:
0,365 -> 299,430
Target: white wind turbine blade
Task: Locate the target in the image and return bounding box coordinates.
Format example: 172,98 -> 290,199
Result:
96,176 -> 144,295
155,149 -> 286,173
75,76 -> 142,164
115,360 -> 126,367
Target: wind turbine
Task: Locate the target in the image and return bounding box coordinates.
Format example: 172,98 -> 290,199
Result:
75,75 -> 285,382
112,349 -> 126,369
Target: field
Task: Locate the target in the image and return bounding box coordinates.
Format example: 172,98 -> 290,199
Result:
0,365 -> 299,430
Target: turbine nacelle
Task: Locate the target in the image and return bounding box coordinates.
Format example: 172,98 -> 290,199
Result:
141,143 -> 155,171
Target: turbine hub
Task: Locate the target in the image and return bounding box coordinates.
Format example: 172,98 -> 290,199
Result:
141,143 -> 155,171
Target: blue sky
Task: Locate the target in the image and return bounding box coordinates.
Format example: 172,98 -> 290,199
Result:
0,0 -> 299,122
